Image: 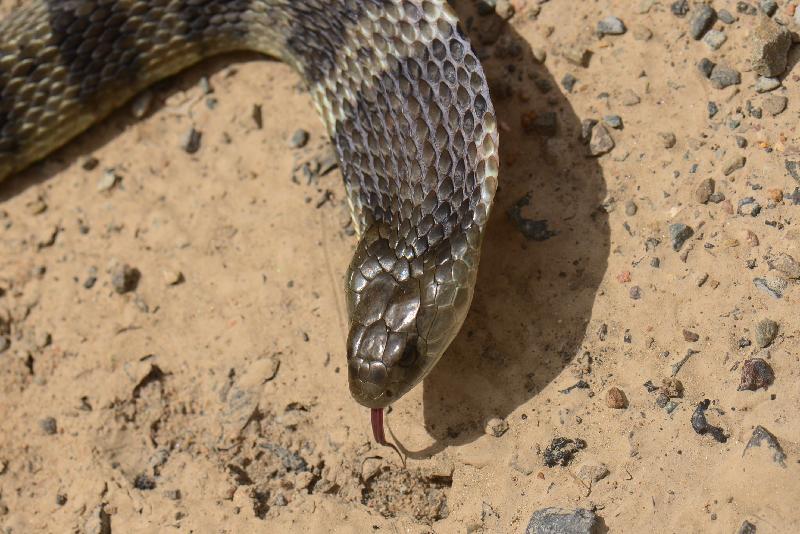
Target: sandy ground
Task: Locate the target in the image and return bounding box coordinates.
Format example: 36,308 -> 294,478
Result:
1,0 -> 799,532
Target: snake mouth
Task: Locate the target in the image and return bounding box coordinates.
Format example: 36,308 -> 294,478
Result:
349,375 -> 392,408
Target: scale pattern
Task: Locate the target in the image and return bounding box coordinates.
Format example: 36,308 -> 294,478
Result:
0,0 -> 498,408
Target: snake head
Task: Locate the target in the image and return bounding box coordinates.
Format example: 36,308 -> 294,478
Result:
345,225 -> 478,408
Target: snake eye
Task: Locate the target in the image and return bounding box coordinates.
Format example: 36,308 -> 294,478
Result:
398,342 -> 418,368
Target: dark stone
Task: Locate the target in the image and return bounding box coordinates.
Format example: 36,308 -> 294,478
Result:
697,57 -> 715,78
562,73 -> 577,92
508,193 -> 557,241
39,417 -> 57,435
744,426 -> 786,467
737,520 -> 757,534
111,264 -> 140,294
133,474 -> 156,490
738,359 -> 774,391
525,508 -> 601,534
671,0 -> 689,17
669,223 -> 694,251
689,5 -> 716,40
691,399 -> 727,443
785,160 -> 800,182
543,437 -> 587,467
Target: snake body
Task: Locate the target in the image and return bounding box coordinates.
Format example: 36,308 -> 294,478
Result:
0,1 -> 498,430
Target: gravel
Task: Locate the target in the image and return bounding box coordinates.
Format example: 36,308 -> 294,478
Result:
671,0 -> 689,17
709,65 -> 741,89
111,264 -> 141,294
597,16 -> 626,36
738,358 -> 774,390
737,520 -> 757,534
525,508 -> 601,534
718,9 -> 737,24
744,426 -> 786,466
589,123 -> 615,156
691,399 -> 727,443
669,223 -> 694,251
723,155 -> 746,176
697,58 -> 715,78
39,417 -> 57,435
750,15 -> 791,77
689,5 -> 716,40
695,178 -> 715,204
289,129 -> 309,149
606,387 -> 628,408
755,76 -> 781,93
767,253 -> 800,279
753,277 -> 787,299
703,30 -> 727,50
762,95 -> 787,116
485,417 -> 509,437
755,319 -> 778,348
182,127 -> 202,154
658,131 -> 676,149
543,437 -> 586,467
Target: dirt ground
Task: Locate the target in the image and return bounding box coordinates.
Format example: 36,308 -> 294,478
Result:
1,0 -> 799,532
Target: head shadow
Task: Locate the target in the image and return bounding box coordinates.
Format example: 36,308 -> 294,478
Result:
415,1 -> 610,452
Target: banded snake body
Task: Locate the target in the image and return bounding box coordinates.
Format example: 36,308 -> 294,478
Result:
0,0 -> 499,447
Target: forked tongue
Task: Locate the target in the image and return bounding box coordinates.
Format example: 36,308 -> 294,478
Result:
370,408 -> 403,463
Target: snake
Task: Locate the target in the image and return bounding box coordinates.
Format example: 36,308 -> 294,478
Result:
0,0 -> 499,448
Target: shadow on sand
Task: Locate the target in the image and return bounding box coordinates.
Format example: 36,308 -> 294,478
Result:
415,1 -> 610,454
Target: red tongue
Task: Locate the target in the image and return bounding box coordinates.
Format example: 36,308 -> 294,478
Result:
371,408 -> 387,445
370,408 -> 405,465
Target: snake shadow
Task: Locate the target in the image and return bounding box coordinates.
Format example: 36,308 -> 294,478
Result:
416,2 -> 610,452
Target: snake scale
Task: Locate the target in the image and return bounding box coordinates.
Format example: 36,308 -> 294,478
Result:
0,0 -> 499,446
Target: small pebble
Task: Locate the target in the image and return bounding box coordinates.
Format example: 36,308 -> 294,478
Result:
755,76 -> 781,93
111,264 -> 140,294
709,65 -> 741,89
691,399 -> 727,443
96,170 -> 119,192
762,95 -> 787,116
621,89 -> 641,106
289,129 -> 309,149
703,30 -> 727,50
723,155 -> 746,175
658,131 -> 676,149
760,0 -> 777,16
629,286 -> 642,300
661,378 -> 684,398
589,124 -> 615,156
606,387 -> 628,409
39,417 -> 57,435
485,417 -> 509,437
682,329 -> 700,342
669,223 -> 694,251
737,521 -> 757,534
182,127 -> 202,154
697,58 -> 715,78
671,0 -> 689,17
718,9 -> 737,24
597,16 -> 626,36
561,73 -> 577,92
744,426 -> 785,466
604,115 -> 623,129
252,104 -> 263,129
695,178 -> 715,204
738,358 -> 774,390
753,277 -> 786,299
755,319 -> 778,348
750,15 -> 791,77
689,5 -> 716,40
624,200 -> 637,215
